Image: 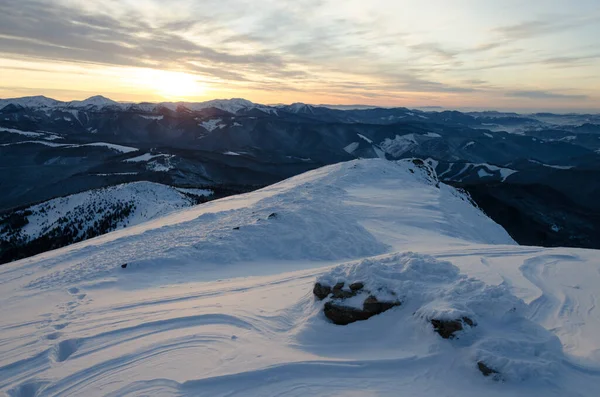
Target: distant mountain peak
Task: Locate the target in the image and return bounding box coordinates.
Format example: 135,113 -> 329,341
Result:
68,95 -> 121,108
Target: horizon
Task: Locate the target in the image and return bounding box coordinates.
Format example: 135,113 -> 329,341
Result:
1,0 -> 600,112
2,93 -> 599,115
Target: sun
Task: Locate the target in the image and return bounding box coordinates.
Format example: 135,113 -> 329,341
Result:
135,69 -> 207,101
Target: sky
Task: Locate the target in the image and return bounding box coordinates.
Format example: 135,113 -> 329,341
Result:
1,0 -> 600,111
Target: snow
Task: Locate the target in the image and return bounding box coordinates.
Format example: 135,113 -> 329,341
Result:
447,162 -> 518,182
138,115 -> 164,120
0,141 -> 137,152
163,98 -> 274,115
424,132 -> 441,138
528,159 -> 574,170
357,133 -> 373,144
224,151 -> 241,156
380,134 -> 418,157
123,153 -> 175,171
0,95 -> 61,109
477,168 -> 494,178
2,182 -> 206,245
373,146 -> 386,159
0,95 -> 123,110
484,132 -> 494,138
2,159 -> 600,396
464,141 -> 475,148
0,127 -> 63,141
67,95 -> 121,109
0,140 -> 69,147
124,153 -> 164,162
343,142 -> 359,154
0,127 -> 44,137
76,142 -> 138,153
93,172 -> 138,176
175,188 -> 213,196
200,118 -> 225,131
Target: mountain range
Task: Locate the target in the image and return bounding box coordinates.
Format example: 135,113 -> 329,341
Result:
2,95 -> 600,263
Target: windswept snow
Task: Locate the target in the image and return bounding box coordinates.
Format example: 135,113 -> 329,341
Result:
224,151 -> 241,156
1,159 -> 600,396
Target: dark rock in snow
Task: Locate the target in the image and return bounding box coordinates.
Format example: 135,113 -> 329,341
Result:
477,361 -> 500,378
430,317 -> 475,339
267,212 -> 278,219
324,302 -> 374,325
324,295 -> 400,325
313,283 -> 332,300
331,282 -> 355,299
233,226 -> 240,230
362,295 -> 399,313
314,281 -> 399,324
121,263 -> 127,269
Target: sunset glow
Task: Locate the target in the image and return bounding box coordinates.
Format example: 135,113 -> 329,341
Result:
1,0 -> 599,111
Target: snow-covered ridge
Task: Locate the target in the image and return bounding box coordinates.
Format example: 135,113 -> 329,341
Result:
1,159 -> 600,396
0,181 -> 213,259
0,95 -> 276,115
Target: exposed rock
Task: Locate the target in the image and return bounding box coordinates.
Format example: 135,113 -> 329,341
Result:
267,212 -> 278,219
313,283 -> 332,300
430,317 -> 475,339
232,226 -> 240,230
362,295 -> 399,313
477,361 -> 500,378
324,302 -> 374,325
314,280 -> 400,324
331,282 -> 355,299
121,263 -> 127,269
324,296 -> 400,325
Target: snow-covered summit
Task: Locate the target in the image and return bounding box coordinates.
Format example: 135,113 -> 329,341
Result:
160,97 -> 277,114
283,102 -> 317,114
1,159 -> 600,396
66,95 -> 121,109
0,95 -> 62,109
0,95 -> 277,114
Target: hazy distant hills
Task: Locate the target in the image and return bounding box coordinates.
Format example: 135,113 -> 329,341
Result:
1,95 -> 600,260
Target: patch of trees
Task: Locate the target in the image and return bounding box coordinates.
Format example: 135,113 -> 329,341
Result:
0,201 -> 136,265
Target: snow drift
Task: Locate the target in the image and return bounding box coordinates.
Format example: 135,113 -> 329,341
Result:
1,159 -> 599,397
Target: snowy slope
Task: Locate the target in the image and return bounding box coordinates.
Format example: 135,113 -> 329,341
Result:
1,159 -> 600,396
0,182 -> 213,263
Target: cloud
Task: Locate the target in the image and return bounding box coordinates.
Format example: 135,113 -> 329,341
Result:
0,0 -> 599,106
408,42 -> 458,60
0,0 -> 291,81
492,15 -> 599,40
506,90 -> 588,100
